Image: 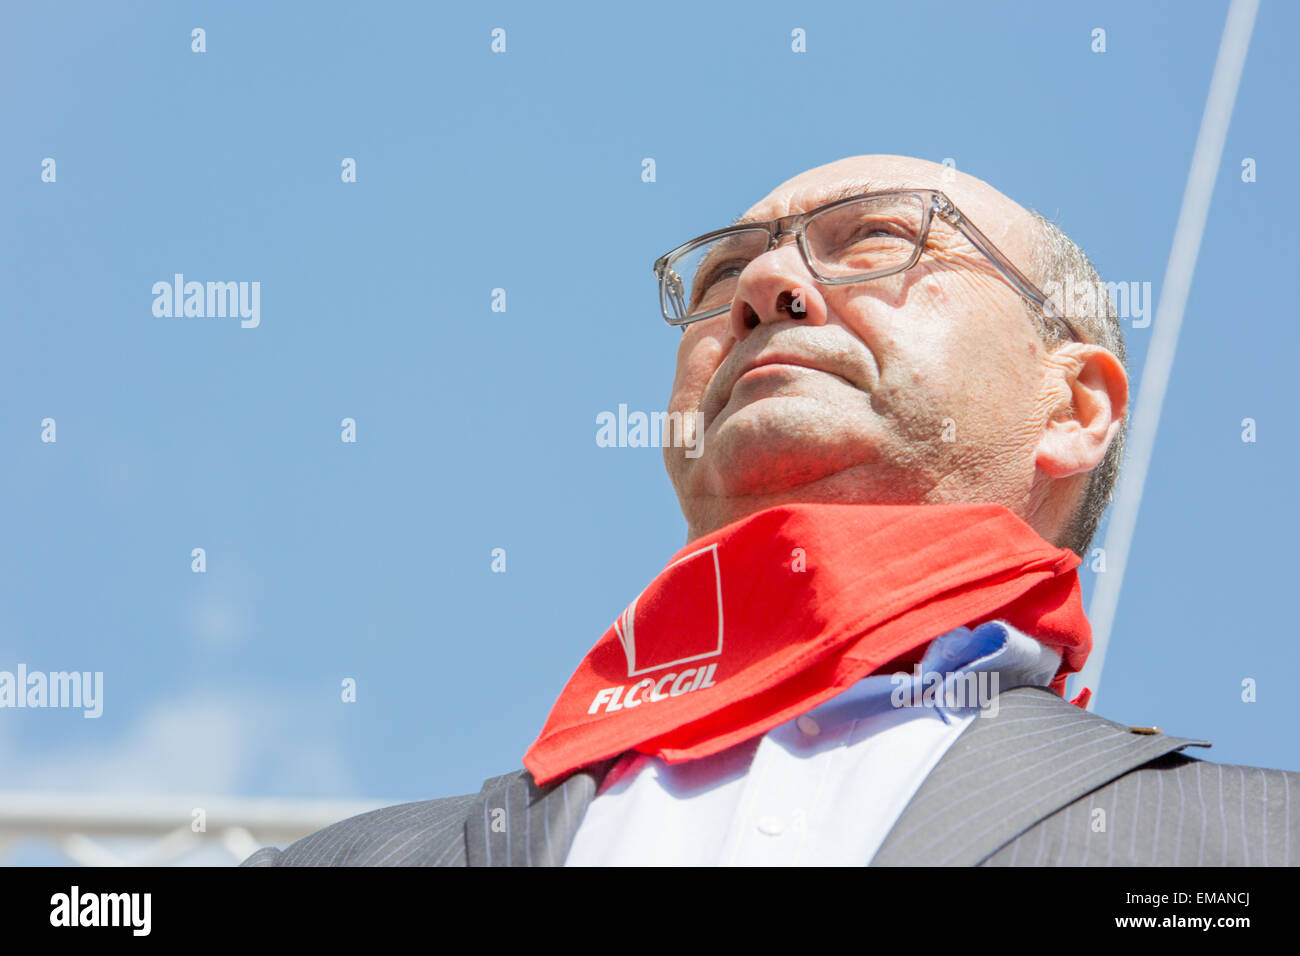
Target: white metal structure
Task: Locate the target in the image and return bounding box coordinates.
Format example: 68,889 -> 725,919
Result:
0,792 -> 398,866
1074,0 -> 1260,709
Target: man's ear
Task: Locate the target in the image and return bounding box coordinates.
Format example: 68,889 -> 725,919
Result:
1034,344 -> 1128,478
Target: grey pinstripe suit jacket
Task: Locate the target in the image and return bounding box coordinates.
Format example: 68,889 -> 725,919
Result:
240,686 -> 1300,866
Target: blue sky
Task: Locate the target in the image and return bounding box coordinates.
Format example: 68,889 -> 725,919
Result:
2,0 -> 1297,861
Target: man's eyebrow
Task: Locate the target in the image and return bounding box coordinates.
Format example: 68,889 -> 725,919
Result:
729,180 -> 913,227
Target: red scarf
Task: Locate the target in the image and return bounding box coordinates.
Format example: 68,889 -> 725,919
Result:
523,503 -> 1091,787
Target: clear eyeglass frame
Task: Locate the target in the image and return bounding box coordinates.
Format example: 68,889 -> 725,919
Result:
651,187 -> 1082,343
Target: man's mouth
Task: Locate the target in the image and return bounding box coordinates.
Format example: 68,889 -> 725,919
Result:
698,351 -> 857,430
736,357 -> 827,382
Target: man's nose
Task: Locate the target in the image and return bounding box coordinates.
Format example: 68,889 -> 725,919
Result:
727,239 -> 829,341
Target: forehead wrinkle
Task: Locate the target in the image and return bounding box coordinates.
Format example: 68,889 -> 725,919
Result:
730,178 -> 918,227
926,231 -> 1005,282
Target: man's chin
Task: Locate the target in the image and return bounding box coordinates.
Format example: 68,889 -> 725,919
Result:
693,424 -> 878,501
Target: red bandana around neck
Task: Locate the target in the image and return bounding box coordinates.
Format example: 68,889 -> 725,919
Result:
523,502 -> 1091,787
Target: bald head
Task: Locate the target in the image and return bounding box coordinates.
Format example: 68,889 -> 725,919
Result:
661,154 -> 1128,551
745,155 -> 1041,269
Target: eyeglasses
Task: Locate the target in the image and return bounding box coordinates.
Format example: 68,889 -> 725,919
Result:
652,188 -> 1082,342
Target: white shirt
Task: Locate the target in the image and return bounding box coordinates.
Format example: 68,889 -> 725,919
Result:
564,621 -> 1061,866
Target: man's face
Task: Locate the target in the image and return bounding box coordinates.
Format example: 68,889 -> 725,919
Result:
664,155 -> 1065,538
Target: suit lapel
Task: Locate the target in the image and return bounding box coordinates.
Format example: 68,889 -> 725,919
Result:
463,688 -> 1212,866
465,759 -> 615,866
869,685 -> 1211,866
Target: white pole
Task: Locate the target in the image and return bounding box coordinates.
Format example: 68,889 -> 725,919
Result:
1075,0 -> 1260,709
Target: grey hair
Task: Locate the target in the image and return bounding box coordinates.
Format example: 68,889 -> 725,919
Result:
1023,210 -> 1128,559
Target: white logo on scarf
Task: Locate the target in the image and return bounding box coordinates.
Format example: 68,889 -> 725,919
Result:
614,542 -> 724,678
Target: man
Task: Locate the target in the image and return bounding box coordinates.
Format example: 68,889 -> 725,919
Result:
243,155 -> 1298,867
